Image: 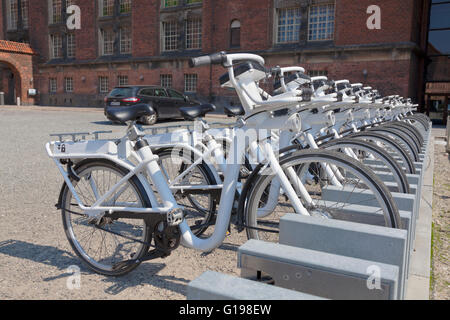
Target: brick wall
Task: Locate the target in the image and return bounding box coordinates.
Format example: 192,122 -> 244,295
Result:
0,0 -> 426,107
204,0 -> 272,52
335,0 -> 416,46
28,0 -> 49,63
75,0 -> 97,60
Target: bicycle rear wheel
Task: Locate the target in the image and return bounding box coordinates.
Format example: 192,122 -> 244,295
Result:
60,159 -> 152,276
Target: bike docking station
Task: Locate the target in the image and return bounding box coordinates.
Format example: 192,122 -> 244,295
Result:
188,123 -> 433,300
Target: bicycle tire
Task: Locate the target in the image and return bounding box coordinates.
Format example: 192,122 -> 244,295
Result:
319,138 -> 410,193
244,149 -> 401,242
60,159 -> 152,276
367,127 -> 420,161
347,131 -> 416,174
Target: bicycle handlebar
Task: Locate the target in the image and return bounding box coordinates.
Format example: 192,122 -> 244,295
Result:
189,52 -> 265,68
189,51 -> 227,67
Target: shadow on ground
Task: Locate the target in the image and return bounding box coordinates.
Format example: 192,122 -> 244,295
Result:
0,239 -> 190,297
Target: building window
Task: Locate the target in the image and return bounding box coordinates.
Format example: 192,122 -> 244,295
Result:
99,76 -> 109,93
49,78 -> 57,93
276,7 -> 301,43
118,75 -> 128,86
308,70 -> 328,77
100,29 -> 115,55
160,74 -> 172,88
184,74 -> 197,93
7,0 -> 18,30
186,18 -> 202,49
308,4 -> 335,41
162,20 -> 178,51
120,26 -> 132,54
230,20 -> 240,47
162,0 -> 178,8
67,33 -> 76,58
21,0 -> 29,29
65,77 -> 73,92
50,0 -> 63,24
100,0 -> 114,17
120,0 -> 131,14
50,34 -> 63,59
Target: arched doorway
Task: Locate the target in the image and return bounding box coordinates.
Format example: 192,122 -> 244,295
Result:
0,62 -> 20,105
0,40 -> 35,106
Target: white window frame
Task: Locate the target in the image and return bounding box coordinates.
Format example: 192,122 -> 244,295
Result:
308,70 -> 328,77
7,0 -> 18,30
118,75 -> 129,86
162,0 -> 178,8
161,20 -> 178,52
275,7 -> 301,44
65,77 -> 74,92
186,0 -> 202,5
120,26 -> 132,54
308,3 -> 335,41
99,76 -> 109,93
100,28 -> 115,56
184,74 -> 197,93
119,0 -> 131,14
185,17 -> 202,50
50,34 -> 63,59
160,74 -> 172,88
21,0 -> 29,29
67,33 -> 76,58
49,78 -> 57,93
49,0 -> 62,24
99,0 -> 114,17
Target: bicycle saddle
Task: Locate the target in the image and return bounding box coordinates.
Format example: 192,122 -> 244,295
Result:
106,104 -> 155,123
180,103 -> 216,120
224,104 -> 245,117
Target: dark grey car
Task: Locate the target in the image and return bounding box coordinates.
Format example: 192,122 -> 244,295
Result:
104,85 -> 198,125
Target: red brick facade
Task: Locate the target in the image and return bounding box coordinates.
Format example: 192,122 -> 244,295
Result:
0,0 -> 429,107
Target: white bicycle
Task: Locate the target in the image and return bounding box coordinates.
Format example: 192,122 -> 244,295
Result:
46,52 -> 402,276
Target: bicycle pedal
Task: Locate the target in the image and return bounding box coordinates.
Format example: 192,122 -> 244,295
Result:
167,208 -> 183,226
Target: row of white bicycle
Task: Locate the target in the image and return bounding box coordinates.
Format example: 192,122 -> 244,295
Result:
46,51 -> 430,276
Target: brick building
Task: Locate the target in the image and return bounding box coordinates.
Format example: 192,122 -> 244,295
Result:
0,0 -> 447,122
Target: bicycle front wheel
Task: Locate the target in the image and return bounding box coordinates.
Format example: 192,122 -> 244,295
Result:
244,150 -> 401,242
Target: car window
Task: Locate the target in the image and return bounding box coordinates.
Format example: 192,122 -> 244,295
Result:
109,87 -> 133,97
140,88 -> 155,96
167,89 -> 185,99
154,88 -> 168,97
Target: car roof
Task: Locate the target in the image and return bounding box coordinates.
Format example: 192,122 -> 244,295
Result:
113,85 -> 164,89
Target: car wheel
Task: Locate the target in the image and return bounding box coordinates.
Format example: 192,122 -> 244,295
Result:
140,112 -> 157,125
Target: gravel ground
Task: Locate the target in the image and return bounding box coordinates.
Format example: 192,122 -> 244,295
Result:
1,106 -> 446,300
0,106 -> 242,300
430,128 -> 450,300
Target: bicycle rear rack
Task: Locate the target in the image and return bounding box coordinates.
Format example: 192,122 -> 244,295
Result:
49,130 -> 113,142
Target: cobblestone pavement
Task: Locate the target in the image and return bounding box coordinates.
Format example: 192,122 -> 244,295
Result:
0,106 -> 241,300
